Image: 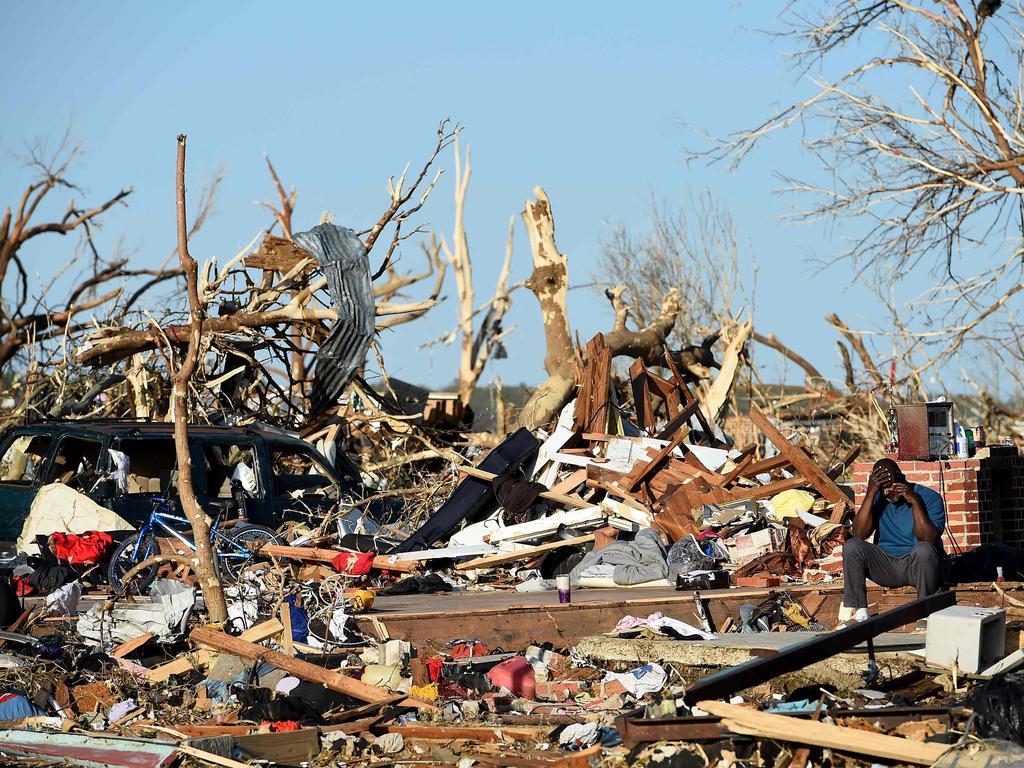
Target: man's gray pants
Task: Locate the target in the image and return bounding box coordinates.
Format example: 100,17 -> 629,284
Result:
842,537 -> 943,609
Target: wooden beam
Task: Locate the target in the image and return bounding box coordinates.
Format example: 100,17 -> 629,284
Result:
697,701 -> 985,767
620,429 -> 688,492
456,534 -> 595,571
458,465 -> 592,509
110,632 -> 155,659
253,544 -> 420,573
747,407 -> 847,504
189,626 -> 435,711
146,618 -> 283,682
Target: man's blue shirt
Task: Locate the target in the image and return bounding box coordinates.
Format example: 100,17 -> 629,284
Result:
873,483 -> 945,557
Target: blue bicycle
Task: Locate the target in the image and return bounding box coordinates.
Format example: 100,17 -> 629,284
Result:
106,494 -> 277,593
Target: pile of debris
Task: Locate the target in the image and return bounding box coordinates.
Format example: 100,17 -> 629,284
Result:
1,333 -> 1023,767
357,333 -> 860,600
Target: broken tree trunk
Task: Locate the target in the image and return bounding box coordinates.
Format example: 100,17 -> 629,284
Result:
173,134 -> 228,624
516,188 -> 682,430
697,319 -> 752,424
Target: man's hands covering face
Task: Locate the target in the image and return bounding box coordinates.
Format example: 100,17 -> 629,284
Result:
869,465 -> 897,492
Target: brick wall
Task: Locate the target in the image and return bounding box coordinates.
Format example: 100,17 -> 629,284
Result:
851,446 -> 1024,553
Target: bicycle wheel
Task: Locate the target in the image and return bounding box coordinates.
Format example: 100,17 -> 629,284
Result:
218,524 -> 277,583
108,531 -> 158,593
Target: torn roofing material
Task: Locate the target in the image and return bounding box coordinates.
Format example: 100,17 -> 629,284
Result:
0,730 -> 178,768
291,224 -> 374,415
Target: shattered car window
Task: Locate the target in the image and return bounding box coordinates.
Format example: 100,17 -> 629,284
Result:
270,444 -> 338,499
203,443 -> 259,498
120,438 -> 178,494
45,436 -> 102,491
0,434 -> 51,485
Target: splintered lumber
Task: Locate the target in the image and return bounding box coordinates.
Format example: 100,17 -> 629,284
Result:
550,468 -> 587,495
110,632 -> 155,659
683,591 -> 955,704
620,429 -> 688,492
456,534 -> 595,571
385,723 -> 555,743
189,626 -> 436,710
253,544 -> 419,573
147,618 -> 283,682
457,465 -> 592,510
573,333 -> 612,434
697,700 -> 980,766
747,407 -> 847,504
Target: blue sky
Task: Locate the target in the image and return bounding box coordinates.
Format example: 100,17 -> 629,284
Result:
1,1 -> 889,389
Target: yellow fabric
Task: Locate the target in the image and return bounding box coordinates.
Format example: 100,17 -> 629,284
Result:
769,489 -> 816,519
409,683 -> 438,701
348,589 -> 375,613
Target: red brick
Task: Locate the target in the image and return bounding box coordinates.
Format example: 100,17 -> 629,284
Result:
734,576 -> 782,588
535,681 -> 586,701
595,679 -> 628,698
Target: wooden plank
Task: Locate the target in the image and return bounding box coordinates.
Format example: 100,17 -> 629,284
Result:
280,603 -> 294,656
717,445 -> 757,487
654,400 -> 698,441
574,333 -> 611,434
747,407 -> 846,504
728,475 -> 811,502
456,534 -> 595,571
458,465 -> 592,510
110,632 -> 155,659
740,453 -> 794,478
697,701 -> 984,767
189,626 -> 435,711
550,468 -> 587,496
253,544 -> 420,573
663,350 -> 717,440
146,618 -> 283,682
629,359 -> 653,431
385,724 -> 554,743
621,429 -> 688,492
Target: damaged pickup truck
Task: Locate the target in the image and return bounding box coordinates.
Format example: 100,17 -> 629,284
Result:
0,420 -> 384,546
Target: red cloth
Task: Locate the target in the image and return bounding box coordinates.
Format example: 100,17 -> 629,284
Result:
49,531 -> 113,565
426,657 -> 444,683
450,640 -> 489,659
264,720 -> 301,732
330,550 -> 375,576
11,575 -> 31,596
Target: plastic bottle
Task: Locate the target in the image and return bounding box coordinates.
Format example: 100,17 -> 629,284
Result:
955,424 -> 969,458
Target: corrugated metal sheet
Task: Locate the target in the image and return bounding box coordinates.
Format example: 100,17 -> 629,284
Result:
0,730 -> 178,768
292,224 -> 374,414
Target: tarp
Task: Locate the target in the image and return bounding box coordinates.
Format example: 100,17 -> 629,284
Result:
17,484 -> 134,556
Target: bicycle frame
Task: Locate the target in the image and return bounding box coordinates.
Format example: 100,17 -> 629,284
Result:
126,500 -> 256,566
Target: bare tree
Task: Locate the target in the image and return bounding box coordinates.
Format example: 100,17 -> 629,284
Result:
172,134 -> 228,623
430,135 -> 517,406
75,122 -> 458,426
599,192 -> 749,349
517,187 -> 684,430
699,0 -> 1024,385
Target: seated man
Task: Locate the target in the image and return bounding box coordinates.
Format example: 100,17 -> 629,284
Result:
842,458 -> 946,621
